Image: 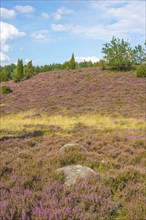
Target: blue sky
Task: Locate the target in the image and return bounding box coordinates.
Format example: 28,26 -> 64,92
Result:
1,0 -> 145,66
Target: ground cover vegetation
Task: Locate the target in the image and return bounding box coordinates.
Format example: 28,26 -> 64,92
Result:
0,38 -> 146,84
0,64 -> 146,219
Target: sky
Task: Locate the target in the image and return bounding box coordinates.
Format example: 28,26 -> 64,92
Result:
0,0 -> 145,66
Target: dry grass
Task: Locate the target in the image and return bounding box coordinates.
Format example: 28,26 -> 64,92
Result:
0,110 -> 145,136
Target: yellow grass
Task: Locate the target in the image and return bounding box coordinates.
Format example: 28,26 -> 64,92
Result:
0,110 -> 145,134
0,103 -> 5,107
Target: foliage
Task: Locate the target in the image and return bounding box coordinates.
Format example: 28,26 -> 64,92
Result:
98,59 -> 107,70
12,59 -> 24,82
0,180 -> 117,220
1,85 -> 12,94
69,53 -> 76,69
24,60 -> 34,79
0,69 -> 9,82
0,64 -> 16,82
108,169 -> 145,192
0,67 -> 145,219
132,43 -> 146,64
58,152 -> 85,166
102,37 -> 134,70
136,64 -> 146,77
62,53 -> 76,70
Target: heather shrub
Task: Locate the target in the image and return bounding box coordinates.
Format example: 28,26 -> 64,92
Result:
132,139 -> 145,149
136,64 -> 146,77
85,161 -> 101,171
126,193 -> 146,220
84,72 -> 92,77
108,169 -> 145,192
0,180 -> 117,220
121,183 -> 146,220
58,152 -> 86,166
56,74 -> 62,79
23,175 -> 41,190
50,171 -> 65,183
1,85 -> 12,94
0,166 -> 13,178
131,151 -> 146,165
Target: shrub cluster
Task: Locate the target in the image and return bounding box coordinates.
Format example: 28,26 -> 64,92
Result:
1,85 -> 12,94
0,179 -> 116,220
136,64 -> 146,77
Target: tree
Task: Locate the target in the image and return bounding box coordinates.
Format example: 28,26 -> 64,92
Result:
102,37 -> 134,71
69,53 -> 76,69
24,60 -> 34,79
0,69 -> 9,82
13,59 -> 23,82
132,44 -> 146,65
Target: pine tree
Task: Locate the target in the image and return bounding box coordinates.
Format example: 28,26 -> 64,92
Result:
69,53 -> 76,69
13,59 -> 23,82
24,60 -> 33,79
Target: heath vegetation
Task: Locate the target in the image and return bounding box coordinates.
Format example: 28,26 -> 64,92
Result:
0,37 -> 146,219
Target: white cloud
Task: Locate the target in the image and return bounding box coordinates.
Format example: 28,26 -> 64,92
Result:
1,21 -> 26,43
1,44 -> 11,53
51,24 -> 70,32
91,1 -> 127,9
75,56 -> 99,63
41,12 -> 49,19
53,7 -> 72,20
0,52 -> 10,62
0,7 -> 16,19
24,58 -> 31,63
51,23 -> 128,40
32,30 -> 50,41
91,1 -> 145,37
14,5 -> 35,14
54,13 -> 62,20
0,21 -> 26,63
51,1 -> 145,41
57,7 -> 72,15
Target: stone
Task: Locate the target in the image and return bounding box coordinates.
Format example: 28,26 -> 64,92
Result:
57,165 -> 96,186
59,143 -> 87,155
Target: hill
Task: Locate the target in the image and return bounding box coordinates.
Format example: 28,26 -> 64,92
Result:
0,68 -> 146,219
1,67 -> 145,118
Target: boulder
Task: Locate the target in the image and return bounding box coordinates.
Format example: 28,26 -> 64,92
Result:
57,165 -> 96,186
59,143 -> 87,155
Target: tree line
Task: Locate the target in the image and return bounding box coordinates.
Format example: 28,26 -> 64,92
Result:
0,53 -> 99,83
0,38 -> 146,83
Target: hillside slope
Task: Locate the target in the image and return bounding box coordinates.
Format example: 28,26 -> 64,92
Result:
0,67 -> 146,219
1,67 -> 145,118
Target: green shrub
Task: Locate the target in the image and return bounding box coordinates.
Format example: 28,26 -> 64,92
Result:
108,169 -> 145,192
136,64 -> 146,77
1,85 -> 12,94
98,59 -> 107,70
0,69 -> 9,82
58,152 -> 85,166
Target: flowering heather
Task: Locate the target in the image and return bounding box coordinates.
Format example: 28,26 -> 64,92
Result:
0,68 -> 145,118
0,180 -> 116,220
0,68 -> 146,219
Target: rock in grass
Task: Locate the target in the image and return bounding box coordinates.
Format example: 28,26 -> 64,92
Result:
57,165 -> 96,186
59,143 -> 87,155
